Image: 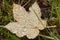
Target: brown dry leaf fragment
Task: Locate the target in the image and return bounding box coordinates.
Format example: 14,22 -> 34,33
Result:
4,2 -> 56,39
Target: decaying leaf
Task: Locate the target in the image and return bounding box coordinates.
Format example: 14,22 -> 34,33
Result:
4,2 -> 56,39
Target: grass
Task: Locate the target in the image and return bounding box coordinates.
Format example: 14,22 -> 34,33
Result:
0,0 -> 60,40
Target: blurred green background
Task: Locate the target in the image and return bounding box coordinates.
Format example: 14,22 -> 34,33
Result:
0,0 -> 60,40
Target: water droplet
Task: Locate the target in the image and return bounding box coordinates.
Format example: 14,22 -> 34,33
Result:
22,32 -> 25,34
24,28 -> 27,32
21,16 -> 23,18
13,30 -> 17,33
23,20 -> 26,22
